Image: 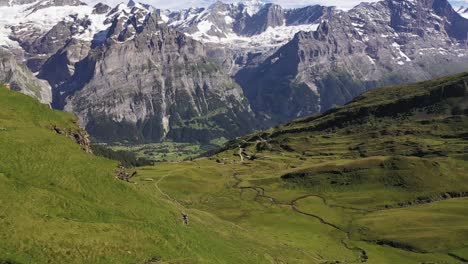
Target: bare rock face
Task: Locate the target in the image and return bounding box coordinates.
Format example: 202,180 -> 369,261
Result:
57,13 -> 256,143
239,3 -> 285,36
37,37 -> 92,89
0,49 -> 51,104
286,5 -> 333,25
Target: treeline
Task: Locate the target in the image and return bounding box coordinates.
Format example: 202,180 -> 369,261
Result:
91,145 -> 153,167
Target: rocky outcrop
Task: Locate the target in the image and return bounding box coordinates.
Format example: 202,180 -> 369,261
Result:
52,122 -> 92,153
0,49 -> 51,104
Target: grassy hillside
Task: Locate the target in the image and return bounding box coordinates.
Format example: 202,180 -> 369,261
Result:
0,86 -> 323,263
1,72 -> 468,263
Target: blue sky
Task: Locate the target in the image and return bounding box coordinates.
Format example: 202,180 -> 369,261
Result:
88,0 -> 467,10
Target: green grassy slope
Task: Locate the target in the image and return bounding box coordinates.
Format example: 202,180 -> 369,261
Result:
0,87 -> 324,263
1,72 -> 468,263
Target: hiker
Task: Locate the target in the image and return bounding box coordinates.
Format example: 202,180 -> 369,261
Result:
182,213 -> 189,225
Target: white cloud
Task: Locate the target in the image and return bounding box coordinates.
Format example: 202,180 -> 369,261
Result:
84,0 -> 464,11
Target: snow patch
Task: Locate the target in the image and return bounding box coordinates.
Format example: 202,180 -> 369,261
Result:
392,42 -> 411,62
224,15 -> 234,24
187,23 -> 320,49
241,0 -> 264,16
197,20 -> 214,34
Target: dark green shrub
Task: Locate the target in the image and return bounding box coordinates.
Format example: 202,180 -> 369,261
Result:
91,145 -> 153,167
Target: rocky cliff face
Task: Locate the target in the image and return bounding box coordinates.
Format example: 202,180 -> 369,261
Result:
238,4 -> 285,36
0,49 -> 51,104
57,12 -> 256,143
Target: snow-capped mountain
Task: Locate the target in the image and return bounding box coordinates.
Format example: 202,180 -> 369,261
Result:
166,1 -> 332,51
1,0 -> 155,70
0,0 -> 467,143
1,0 -> 93,50
236,0 -> 468,123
